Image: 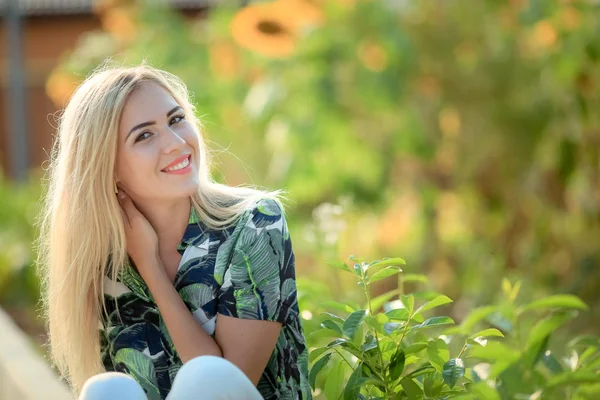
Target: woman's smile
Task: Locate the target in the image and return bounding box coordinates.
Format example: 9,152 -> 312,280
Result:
162,154 -> 192,174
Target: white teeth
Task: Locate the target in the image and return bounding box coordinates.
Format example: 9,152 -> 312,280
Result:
164,157 -> 190,172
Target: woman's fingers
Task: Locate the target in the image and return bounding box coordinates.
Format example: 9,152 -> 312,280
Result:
118,205 -> 130,228
117,188 -> 136,227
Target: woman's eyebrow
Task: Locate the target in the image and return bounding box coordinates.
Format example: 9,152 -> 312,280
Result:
126,105 -> 184,140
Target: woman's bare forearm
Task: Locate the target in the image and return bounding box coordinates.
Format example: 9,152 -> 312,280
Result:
141,257 -> 223,362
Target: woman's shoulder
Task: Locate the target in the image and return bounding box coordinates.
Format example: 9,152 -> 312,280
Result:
221,197 -> 288,247
239,197 -> 286,227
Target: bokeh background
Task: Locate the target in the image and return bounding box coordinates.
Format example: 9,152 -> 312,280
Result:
0,0 -> 599,395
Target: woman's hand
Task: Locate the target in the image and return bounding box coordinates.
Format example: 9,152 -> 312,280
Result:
117,187 -> 160,278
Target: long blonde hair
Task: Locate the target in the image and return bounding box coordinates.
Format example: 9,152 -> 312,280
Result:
35,62 -> 282,395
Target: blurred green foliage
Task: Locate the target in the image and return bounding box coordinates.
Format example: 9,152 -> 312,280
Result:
304,256 -> 600,399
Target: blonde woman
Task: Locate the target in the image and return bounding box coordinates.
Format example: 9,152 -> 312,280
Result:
36,63 -> 311,400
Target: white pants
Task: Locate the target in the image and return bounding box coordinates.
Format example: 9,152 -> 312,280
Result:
79,356 -> 264,400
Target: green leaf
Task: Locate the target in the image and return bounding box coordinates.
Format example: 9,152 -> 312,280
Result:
389,348 -> 406,380
404,342 -> 428,354
443,358 -> 465,388
329,261 -> 351,273
414,295 -> 453,315
400,377 -> 423,397
520,295 -> 588,313
384,322 -> 403,334
411,316 -> 455,331
501,278 -> 512,298
579,346 -> 598,366
568,335 -> 600,349
424,373 -> 443,397
526,311 -> 577,348
428,339 -> 450,372
327,338 -> 350,349
326,338 -> 364,360
322,312 -> 346,325
401,294 -> 415,313
309,347 -> 330,363
353,262 -> 364,277
364,314 -> 384,332
309,353 -> 331,389
509,281 -> 522,302
321,320 -> 343,334
406,364 -> 436,378
468,328 -> 504,340
322,300 -> 356,313
404,355 -> 420,366
369,257 -> 407,269
361,335 -> 378,352
324,360 -> 346,400
343,309 -> 367,339
385,308 -> 410,321
369,266 -> 403,283
469,341 -> 520,364
523,334 -> 550,369
467,336 -> 488,347
343,365 -> 363,400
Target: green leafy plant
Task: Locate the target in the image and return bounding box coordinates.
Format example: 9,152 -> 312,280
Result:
308,257 -> 600,399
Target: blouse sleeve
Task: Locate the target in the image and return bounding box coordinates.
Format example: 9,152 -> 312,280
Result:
217,198 -> 298,324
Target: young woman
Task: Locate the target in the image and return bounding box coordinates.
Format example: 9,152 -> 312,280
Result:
36,64 -> 311,400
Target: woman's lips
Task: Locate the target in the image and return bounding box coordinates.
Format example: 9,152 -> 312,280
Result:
162,155 -> 191,174
161,154 -> 191,171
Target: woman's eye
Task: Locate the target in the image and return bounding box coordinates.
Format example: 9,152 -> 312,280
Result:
170,115 -> 185,125
135,132 -> 152,143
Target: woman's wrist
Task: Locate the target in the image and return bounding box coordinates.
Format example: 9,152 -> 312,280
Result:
137,255 -> 167,287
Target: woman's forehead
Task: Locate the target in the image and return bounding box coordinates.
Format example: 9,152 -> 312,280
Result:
119,82 -> 180,132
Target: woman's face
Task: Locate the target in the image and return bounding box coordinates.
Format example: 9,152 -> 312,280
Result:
115,81 -> 200,201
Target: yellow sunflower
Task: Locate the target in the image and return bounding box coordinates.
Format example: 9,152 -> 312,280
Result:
231,2 -> 296,58
230,0 -> 323,58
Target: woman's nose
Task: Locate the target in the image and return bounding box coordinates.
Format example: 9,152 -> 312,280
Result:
162,127 -> 186,154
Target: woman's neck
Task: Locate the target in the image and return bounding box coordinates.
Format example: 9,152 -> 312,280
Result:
132,196 -> 192,256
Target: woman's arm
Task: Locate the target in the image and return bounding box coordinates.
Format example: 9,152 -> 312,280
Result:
143,258 -> 282,385
141,257 -> 223,362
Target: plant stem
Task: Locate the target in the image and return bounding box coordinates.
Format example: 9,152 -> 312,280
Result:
398,270 -> 404,297
457,342 -> 468,359
334,348 -> 355,370
364,280 -> 386,374
398,314 -> 411,345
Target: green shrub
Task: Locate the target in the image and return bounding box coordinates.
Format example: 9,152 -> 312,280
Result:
308,257 -> 600,399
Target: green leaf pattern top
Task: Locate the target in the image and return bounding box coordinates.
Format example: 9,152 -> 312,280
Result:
100,198 -> 311,399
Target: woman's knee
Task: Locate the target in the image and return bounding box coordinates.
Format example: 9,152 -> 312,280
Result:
173,356 -> 246,388
79,372 -> 147,400
168,356 -> 262,400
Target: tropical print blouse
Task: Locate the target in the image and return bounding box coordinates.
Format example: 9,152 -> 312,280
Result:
99,198 -> 311,400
